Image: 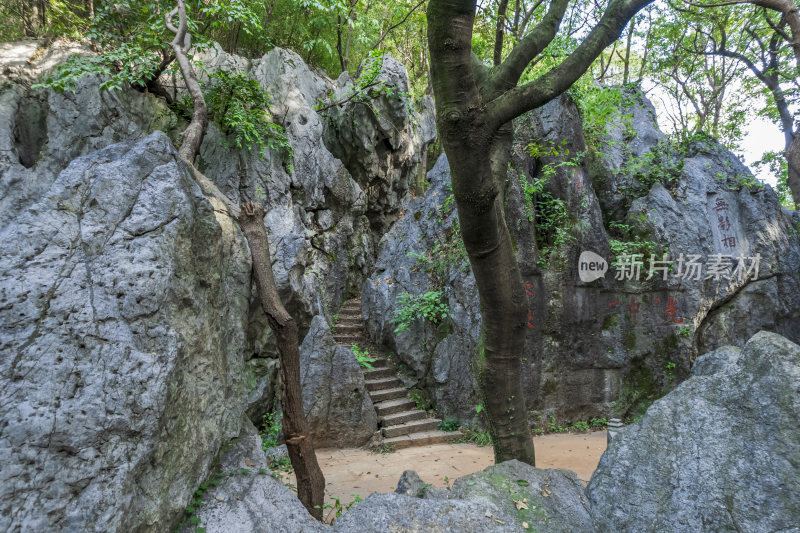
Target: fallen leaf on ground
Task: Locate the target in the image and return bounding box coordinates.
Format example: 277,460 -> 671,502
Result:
514,499 -> 529,511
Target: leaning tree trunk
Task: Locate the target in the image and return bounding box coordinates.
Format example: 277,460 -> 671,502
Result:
238,202 -> 325,520
165,0 -> 207,164
785,134 -> 800,207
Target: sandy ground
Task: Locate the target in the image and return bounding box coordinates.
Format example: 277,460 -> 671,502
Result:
285,431 -> 607,506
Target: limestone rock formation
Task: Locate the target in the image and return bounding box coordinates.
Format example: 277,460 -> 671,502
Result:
187,44 -> 435,410
586,331 -> 800,532
334,460 -> 592,532
0,40 -> 431,531
300,315 -> 377,447
180,419 -> 325,533
0,132 -> 252,532
363,88 -> 800,425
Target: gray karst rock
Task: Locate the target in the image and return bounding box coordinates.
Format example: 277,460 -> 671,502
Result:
0,41 -> 176,229
180,418 -> 325,533
586,331 -> 800,532
0,40 -> 432,532
334,460 -> 593,532
363,87 -> 800,426
0,132 -> 252,532
182,44 -> 435,409
300,315 -> 377,447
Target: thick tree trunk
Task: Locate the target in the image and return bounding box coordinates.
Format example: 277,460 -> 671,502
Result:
427,0 -> 536,466
786,134 -> 800,207
238,202 -> 325,520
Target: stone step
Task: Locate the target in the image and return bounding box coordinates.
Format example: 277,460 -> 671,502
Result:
364,367 -> 394,380
333,334 -> 367,345
370,387 -> 407,403
374,398 -> 416,416
335,323 -> 363,333
380,409 -> 427,427
382,429 -> 460,449
365,377 -> 403,392
382,418 -> 441,438
370,358 -> 389,368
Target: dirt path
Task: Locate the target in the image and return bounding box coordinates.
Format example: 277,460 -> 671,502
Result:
286,431 -> 607,506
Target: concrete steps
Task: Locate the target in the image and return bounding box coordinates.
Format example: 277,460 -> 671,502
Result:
335,296 -> 461,449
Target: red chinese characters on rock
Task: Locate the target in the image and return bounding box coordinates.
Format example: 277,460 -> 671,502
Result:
607,295 -> 684,325
523,282 -> 535,329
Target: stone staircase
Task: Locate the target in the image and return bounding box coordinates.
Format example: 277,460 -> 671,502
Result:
333,297 -> 458,449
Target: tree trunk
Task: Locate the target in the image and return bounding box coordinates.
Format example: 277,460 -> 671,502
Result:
786,134 -> 800,207
165,0 -> 207,164
238,202 -> 325,520
427,0 -> 536,466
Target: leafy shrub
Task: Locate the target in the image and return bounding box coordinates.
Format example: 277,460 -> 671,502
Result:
409,387 -> 431,411
351,344 -> 376,369
391,291 -> 449,333
439,418 -> 460,432
206,71 -> 293,166
259,411 -> 281,451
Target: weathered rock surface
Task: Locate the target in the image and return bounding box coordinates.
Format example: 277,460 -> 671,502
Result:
187,44 -> 435,413
334,460 -> 593,532
300,315 -> 377,447
181,418 -> 325,533
586,330 -> 800,532
0,40 -> 432,531
0,41 -> 176,229
0,132 -> 252,532
363,88 -> 800,425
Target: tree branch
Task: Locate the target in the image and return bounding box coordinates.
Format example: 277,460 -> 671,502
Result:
490,0 -> 570,92
486,0 -> 655,129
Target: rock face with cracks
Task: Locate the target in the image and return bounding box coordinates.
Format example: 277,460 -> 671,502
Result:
586,331 -> 800,532
299,315 -> 377,448
0,132 -> 252,532
0,41 -> 431,532
363,88 -> 800,426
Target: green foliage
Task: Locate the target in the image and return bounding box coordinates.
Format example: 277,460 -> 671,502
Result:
315,494 -> 364,523
371,442 -> 396,454
206,70 -> 293,165
439,418 -> 460,432
391,291 -> 449,333
173,471 -> 225,532
517,171 -> 574,268
351,344 -> 376,369
678,326 -> 692,338
268,455 -> 293,474
621,138 -> 684,192
459,427 -> 492,447
607,220 -> 662,272
315,50 -> 412,114
259,411 -> 281,451
755,151 -> 794,209
409,387 -> 431,411
34,1 -> 263,93
573,85 -> 637,146
330,314 -> 339,334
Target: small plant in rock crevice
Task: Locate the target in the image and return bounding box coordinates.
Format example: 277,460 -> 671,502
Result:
391,291 -> 449,333
259,411 -> 281,451
439,418 -> 460,432
315,494 -> 365,525
409,387 -> 431,411
351,344 -> 376,369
